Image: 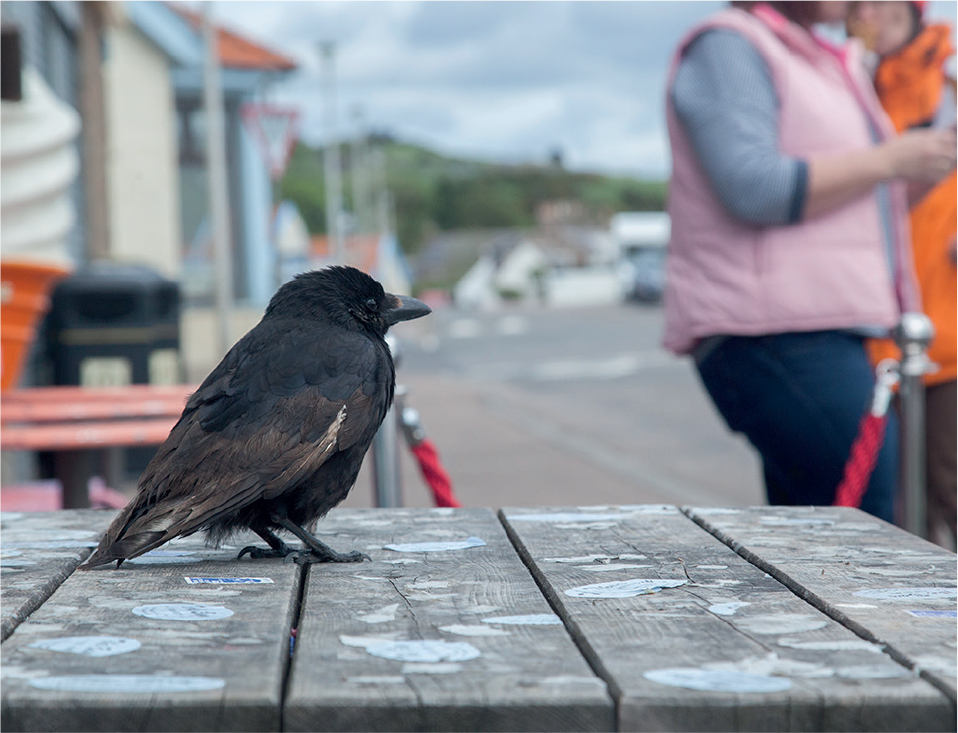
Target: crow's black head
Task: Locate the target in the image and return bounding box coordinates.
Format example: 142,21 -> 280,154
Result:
264,266 -> 430,337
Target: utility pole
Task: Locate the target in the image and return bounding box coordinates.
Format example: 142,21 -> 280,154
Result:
78,2 -> 110,261
350,104 -> 371,235
202,3 -> 234,356
320,41 -> 344,263
370,146 -> 392,236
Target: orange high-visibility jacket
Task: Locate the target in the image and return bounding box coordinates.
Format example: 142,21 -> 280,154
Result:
869,23 -> 957,386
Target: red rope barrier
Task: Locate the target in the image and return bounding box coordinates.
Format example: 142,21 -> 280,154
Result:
410,438 -> 461,508
833,413 -> 888,508
834,361 -> 898,509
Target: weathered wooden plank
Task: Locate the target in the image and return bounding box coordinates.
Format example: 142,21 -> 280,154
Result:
285,507 -> 614,732
685,506 -> 958,703
501,505 -> 953,732
1,510 -> 118,641
1,529 -> 301,732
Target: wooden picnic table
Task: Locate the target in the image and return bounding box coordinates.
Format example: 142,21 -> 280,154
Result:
1,505 -> 955,732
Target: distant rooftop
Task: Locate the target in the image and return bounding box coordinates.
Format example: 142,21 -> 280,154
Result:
169,4 -> 297,72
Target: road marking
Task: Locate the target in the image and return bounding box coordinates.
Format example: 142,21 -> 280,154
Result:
497,315 -> 529,335
447,319 -> 482,339
531,352 -> 677,381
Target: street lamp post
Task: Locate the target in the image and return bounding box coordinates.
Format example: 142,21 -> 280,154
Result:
320,41 -> 344,264
202,2 -> 234,356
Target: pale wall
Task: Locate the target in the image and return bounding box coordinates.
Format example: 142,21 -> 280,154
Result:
104,20 -> 181,279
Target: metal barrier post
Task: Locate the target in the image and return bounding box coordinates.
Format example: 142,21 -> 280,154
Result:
371,335 -> 403,507
894,313 -> 936,538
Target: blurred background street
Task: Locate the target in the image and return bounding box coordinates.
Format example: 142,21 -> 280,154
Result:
343,302 -> 765,510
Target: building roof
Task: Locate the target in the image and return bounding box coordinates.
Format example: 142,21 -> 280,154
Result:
310,234 -> 381,274
169,4 -> 297,72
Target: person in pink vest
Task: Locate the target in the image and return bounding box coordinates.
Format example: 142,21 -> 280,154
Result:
663,1 -> 956,522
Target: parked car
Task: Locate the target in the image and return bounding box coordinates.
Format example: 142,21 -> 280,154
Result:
621,246 -> 667,303
611,212 -> 670,305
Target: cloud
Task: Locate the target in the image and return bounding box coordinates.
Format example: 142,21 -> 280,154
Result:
209,0 -> 958,178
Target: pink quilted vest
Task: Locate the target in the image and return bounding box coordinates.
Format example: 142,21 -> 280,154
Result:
663,5 -> 918,355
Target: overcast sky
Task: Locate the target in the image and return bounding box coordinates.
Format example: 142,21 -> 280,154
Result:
206,1 -> 958,179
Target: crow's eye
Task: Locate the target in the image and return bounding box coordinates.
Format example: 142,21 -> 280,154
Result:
364,298 -> 378,312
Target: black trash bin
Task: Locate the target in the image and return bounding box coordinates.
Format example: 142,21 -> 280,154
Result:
45,262 -> 182,483
48,262 -> 181,387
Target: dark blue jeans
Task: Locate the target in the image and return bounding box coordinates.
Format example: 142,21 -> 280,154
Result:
695,331 -> 897,523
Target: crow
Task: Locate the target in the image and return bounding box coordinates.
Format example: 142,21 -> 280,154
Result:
83,266 -> 431,569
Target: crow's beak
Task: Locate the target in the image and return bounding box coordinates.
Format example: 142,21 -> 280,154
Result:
384,294 -> 431,326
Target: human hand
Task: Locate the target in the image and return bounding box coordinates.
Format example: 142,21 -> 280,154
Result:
882,128 -> 957,183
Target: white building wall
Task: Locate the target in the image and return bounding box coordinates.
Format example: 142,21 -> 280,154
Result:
104,19 -> 181,278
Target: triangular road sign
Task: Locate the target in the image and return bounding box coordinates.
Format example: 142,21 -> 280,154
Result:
241,103 -> 300,180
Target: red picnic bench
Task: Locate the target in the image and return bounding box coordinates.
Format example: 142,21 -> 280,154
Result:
0,384 -> 193,509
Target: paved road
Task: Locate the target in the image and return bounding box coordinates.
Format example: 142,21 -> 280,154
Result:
346,302 -> 766,510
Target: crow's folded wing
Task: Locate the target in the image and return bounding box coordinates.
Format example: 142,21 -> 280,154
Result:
84,323 -> 392,566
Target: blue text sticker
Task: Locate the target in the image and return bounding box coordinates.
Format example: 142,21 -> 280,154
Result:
906,609 -> 957,618
184,577 -> 273,584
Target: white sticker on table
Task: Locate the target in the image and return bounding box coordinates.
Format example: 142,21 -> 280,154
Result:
736,614 -> 828,635
759,517 -> 835,527
28,675 -> 224,693
126,550 -> 198,565
439,624 -> 510,637
383,537 -> 485,553
853,587 -> 957,601
365,640 -> 481,663
25,529 -> 95,541
543,554 -> 619,564
776,638 -> 882,653
29,636 -> 141,657
565,578 -> 687,598
1,558 -> 36,567
509,512 -> 634,523
836,665 -> 912,679
482,614 -> 563,626
3,540 -> 99,549
577,563 -> 652,572
644,668 -> 792,693
708,602 -> 750,616
132,603 -> 233,621
359,604 -> 400,624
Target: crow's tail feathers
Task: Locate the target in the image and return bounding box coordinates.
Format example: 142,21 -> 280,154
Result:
81,498 -> 174,570
81,530 -> 168,569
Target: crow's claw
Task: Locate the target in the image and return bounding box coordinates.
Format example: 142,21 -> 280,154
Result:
238,545 -> 282,560
334,550 -> 369,563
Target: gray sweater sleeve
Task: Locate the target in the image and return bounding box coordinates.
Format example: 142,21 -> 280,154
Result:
670,29 -> 808,226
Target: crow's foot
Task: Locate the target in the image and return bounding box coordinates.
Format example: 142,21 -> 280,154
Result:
267,510 -> 369,563
310,548 -> 368,564
237,544 -> 368,564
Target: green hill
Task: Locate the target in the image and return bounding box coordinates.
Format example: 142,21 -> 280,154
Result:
278,137 -> 667,257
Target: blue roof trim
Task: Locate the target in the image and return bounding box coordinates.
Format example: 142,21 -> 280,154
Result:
126,1 -> 202,68
171,66 -> 286,95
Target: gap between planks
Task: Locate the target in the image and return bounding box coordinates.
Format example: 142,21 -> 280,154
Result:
680,506 -> 958,707
495,508 -> 624,732
280,561 -> 311,732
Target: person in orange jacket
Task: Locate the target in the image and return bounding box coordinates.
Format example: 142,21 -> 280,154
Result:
849,1 -> 956,548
